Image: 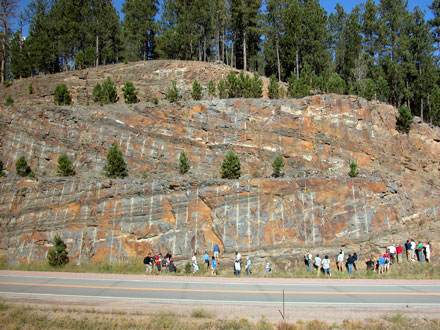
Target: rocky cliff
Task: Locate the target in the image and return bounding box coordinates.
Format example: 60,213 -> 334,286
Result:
0,63 -> 439,267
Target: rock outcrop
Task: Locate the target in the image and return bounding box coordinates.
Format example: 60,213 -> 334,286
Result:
0,65 -> 439,267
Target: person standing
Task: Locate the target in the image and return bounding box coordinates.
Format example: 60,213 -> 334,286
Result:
144,253 -> 153,274
337,250 -> 344,272
192,252 -> 199,274
211,256 -> 217,275
265,259 -> 271,277
416,242 -> 424,262
155,253 -> 162,274
378,254 -> 385,275
396,244 -> 403,264
213,244 -> 220,261
305,252 -> 312,272
405,240 -> 412,261
314,254 -> 322,276
203,251 -> 210,272
246,257 -> 252,276
234,258 -> 242,276
425,242 -> 431,263
411,239 -> 416,261
388,244 -> 396,264
322,255 -> 331,276
353,252 -> 358,270
346,254 -> 354,274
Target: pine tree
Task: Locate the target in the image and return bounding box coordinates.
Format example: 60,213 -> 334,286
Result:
268,74 -> 279,99
327,73 -> 346,95
10,31 -> 30,79
348,159 -> 359,177
166,81 -> 180,102
208,80 -> 216,98
122,81 -> 138,104
218,79 -> 227,99
101,77 -> 118,104
221,150 -> 241,179
396,105 -> 413,134
191,79 -> 203,100
104,143 -> 127,178
0,0 -> 19,83
47,235 -> 68,267
15,156 -> 31,177
272,155 -> 284,177
57,154 -> 75,176
54,84 -> 71,105
93,83 -> 103,103
178,151 -> 190,174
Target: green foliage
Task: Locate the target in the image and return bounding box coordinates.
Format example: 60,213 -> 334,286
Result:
0,160 -> 5,177
53,84 -> 71,105
361,78 -> 377,101
268,75 -> 279,99
396,105 -> 413,134
185,261 -> 191,274
28,83 -> 34,95
348,159 -> 359,178
272,155 -> 285,177
5,96 -> 14,106
56,154 -> 75,176
93,83 -> 103,103
208,80 -> 216,98
226,71 -> 263,98
47,235 -> 68,267
226,72 -> 241,98
3,80 -> 12,88
104,143 -> 127,178
178,151 -> 190,175
165,81 -> 180,102
246,72 -> 263,98
287,73 -> 310,98
218,79 -> 227,99
152,97 -> 159,105
75,47 -> 95,70
221,150 -> 241,179
15,156 -> 32,177
122,81 -> 138,104
101,77 -> 118,104
327,72 -> 346,95
191,79 -> 203,101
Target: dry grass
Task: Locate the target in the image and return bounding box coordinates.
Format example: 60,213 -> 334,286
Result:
1,302 -> 440,330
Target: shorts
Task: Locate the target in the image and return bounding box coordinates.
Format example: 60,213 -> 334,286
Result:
156,264 -> 161,271
324,268 -> 330,274
193,264 -> 199,271
214,251 -> 219,258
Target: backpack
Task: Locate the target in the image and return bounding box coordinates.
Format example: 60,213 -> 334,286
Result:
143,256 -> 150,265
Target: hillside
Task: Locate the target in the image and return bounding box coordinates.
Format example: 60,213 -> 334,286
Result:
0,61 -> 439,268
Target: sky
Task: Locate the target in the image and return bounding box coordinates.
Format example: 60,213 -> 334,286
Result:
16,0 -> 435,34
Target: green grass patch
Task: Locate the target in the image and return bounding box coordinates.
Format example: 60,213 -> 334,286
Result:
191,308 -> 212,319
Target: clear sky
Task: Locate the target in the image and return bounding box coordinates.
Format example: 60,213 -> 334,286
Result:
16,0 -> 436,33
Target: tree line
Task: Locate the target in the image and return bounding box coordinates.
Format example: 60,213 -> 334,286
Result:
2,0 -> 440,126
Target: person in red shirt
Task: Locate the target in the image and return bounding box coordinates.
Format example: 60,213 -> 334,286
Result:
155,253 -> 162,274
396,244 -> 403,264
383,250 -> 391,273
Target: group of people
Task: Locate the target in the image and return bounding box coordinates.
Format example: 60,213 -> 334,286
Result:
143,251 -> 177,274
304,239 -> 432,276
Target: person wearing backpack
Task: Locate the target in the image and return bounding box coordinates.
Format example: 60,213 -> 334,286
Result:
155,253 -> 162,274
143,253 -> 152,274
234,258 -> 242,276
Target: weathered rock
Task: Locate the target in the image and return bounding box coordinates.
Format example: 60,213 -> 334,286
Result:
0,73 -> 439,267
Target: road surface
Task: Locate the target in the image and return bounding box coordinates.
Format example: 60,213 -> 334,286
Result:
1,271 -> 440,306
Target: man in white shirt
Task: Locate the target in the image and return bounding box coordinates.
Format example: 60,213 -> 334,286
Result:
322,255 -> 331,276
192,252 -> 199,274
314,254 -> 322,276
337,250 -> 344,272
388,245 -> 397,264
410,240 -> 416,261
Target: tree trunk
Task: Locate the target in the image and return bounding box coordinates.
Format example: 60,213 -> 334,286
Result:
198,38 -> 202,61
216,27 -> 220,61
203,35 -> 207,62
428,93 -> 432,125
421,98 -> 424,122
95,34 -> 99,67
243,30 -> 247,72
1,16 -> 6,83
231,40 -> 234,68
295,50 -> 299,79
276,38 -> 281,82
222,30 -> 225,63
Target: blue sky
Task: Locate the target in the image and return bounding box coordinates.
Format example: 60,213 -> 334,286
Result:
17,0 -> 435,33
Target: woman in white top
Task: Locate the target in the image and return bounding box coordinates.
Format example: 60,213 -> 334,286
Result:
425,242 -> 431,262
322,255 -> 331,276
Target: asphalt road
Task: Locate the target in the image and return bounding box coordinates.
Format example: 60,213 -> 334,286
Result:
1,273 -> 440,306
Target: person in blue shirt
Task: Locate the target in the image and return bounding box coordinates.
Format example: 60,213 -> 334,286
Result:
246,257 -> 252,276
211,256 -> 217,276
378,255 -> 385,275
203,251 -> 210,272
213,244 -> 220,261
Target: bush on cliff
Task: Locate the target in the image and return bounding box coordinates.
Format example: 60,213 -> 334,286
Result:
15,156 -> 32,177
47,235 -> 68,267
272,155 -> 285,177
0,160 -> 5,177
57,154 -> 75,176
104,143 -> 127,178
396,105 -> 413,134
101,77 -> 118,104
348,159 -> 359,177
218,79 -> 227,99
53,84 -> 71,105
178,151 -> 190,175
208,80 -> 216,98
268,75 -> 279,99
122,81 -> 138,104
5,95 -> 13,106
221,150 -> 241,179
93,83 -> 103,103
166,81 -> 180,103
191,79 -> 203,101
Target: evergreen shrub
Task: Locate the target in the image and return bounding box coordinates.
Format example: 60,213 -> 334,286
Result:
104,143 -> 127,178
5,96 -> 13,106
268,75 -> 279,99
178,151 -> 190,175
122,81 -> 138,104
166,81 -> 180,102
47,235 -> 68,267
57,154 -> 75,176
54,84 -> 71,105
396,105 -> 413,134
272,155 -> 285,177
191,79 -> 203,100
348,159 -> 359,177
15,156 -> 32,177
221,150 -> 241,179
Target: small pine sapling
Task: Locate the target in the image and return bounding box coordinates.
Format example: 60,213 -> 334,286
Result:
122,81 -> 138,104
396,105 -> 413,134
348,159 -> 359,177
178,151 -> 190,174
93,83 -> 103,103
166,81 -> 180,102
101,77 -> 118,104
47,235 -> 68,267
221,150 -> 241,179
15,156 -> 32,177
5,95 -> 13,106
54,84 -> 71,105
0,160 -> 5,177
268,75 -> 279,99
191,79 -> 203,101
28,83 -> 34,94
208,80 -> 216,98
272,155 -> 285,177
104,143 -> 128,178
218,79 -> 227,99
57,154 -> 75,176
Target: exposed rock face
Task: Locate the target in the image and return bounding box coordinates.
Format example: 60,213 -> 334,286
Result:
0,60 -> 276,106
1,84 -> 439,266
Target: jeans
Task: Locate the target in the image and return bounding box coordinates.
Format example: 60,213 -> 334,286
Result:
247,267 -> 251,276
307,261 -> 312,272
348,263 -> 354,274
417,250 -> 423,262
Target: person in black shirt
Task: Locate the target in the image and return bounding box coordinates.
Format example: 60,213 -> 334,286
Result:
366,258 -> 375,272
405,240 -> 412,261
346,254 -> 355,274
